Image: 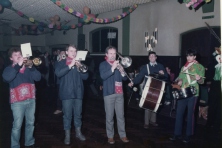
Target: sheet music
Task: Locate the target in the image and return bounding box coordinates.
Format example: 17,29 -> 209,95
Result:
21,43 -> 32,57
75,51 -> 88,61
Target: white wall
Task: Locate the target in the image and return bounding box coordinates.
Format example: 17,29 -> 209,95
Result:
11,35 -> 45,46
130,0 -> 220,56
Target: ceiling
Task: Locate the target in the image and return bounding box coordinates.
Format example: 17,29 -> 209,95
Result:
0,0 -> 157,29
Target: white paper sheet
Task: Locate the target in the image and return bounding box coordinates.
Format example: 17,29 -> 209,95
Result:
21,43 -> 32,57
75,51 -> 88,61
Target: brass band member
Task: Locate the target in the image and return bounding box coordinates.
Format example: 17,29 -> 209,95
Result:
2,47 -> 41,148
99,46 -> 129,144
169,49 -> 205,143
55,45 -> 88,145
129,51 -> 168,129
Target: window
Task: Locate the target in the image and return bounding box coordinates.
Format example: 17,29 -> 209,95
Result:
90,27 -> 118,53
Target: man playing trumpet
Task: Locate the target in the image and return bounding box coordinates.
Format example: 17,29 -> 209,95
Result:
55,44 -> 88,145
2,47 -> 41,148
99,46 -> 129,144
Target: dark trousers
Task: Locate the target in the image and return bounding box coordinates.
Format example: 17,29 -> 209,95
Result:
174,96 -> 197,136
207,81 -> 221,129
56,84 -> 62,110
164,83 -> 173,102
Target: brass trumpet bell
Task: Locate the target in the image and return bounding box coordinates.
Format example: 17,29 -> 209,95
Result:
117,53 -> 132,68
24,57 -> 42,67
32,58 -> 42,66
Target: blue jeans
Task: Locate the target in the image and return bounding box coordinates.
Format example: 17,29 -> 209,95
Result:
62,99 -> 83,130
10,99 -> 36,148
174,96 -> 197,136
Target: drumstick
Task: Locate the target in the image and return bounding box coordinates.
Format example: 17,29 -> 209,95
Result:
182,72 -> 206,79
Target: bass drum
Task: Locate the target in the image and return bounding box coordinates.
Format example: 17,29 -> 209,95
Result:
139,76 -> 166,112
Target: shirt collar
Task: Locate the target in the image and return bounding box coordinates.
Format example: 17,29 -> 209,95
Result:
150,62 -> 157,66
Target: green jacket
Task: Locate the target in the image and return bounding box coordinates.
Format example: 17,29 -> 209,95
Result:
178,62 -> 205,96
214,65 -> 221,81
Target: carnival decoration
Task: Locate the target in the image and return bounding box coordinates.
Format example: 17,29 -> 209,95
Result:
82,6 -> 96,23
51,0 -> 138,24
181,0 -> 212,10
0,0 -> 11,13
48,15 -> 61,28
5,0 -> 138,34
145,28 -> 158,51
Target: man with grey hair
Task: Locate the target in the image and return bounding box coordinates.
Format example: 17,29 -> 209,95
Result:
99,46 -> 129,144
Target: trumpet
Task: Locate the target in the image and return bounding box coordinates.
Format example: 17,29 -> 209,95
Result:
57,54 -> 66,61
61,54 -> 66,59
75,61 -> 88,73
23,57 -> 42,67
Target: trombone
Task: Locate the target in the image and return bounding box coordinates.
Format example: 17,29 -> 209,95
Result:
116,53 -> 133,82
116,53 -> 132,68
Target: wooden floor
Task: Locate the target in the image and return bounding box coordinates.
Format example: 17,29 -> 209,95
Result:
0,81 -> 221,148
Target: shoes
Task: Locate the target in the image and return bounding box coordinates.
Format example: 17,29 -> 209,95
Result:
108,138 -> 115,144
121,137 -> 129,143
75,127 -> 86,141
150,121 -> 158,126
169,135 -> 182,141
54,110 -> 62,114
144,124 -> 149,129
165,101 -> 171,105
183,136 -> 191,143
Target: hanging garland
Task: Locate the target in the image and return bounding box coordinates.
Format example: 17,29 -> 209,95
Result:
179,0 -> 212,10
9,7 -> 85,31
7,1 -> 138,33
50,0 -> 138,24
10,7 -> 47,32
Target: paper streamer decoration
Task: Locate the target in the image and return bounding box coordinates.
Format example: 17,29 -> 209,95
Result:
183,0 -> 211,10
51,0 -> 138,24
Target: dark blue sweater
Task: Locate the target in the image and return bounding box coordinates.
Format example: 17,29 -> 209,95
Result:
55,59 -> 88,100
2,64 -> 41,88
99,61 -> 127,96
133,63 -> 168,85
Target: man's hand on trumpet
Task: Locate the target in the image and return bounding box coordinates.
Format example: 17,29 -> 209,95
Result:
68,58 -> 76,69
26,58 -> 33,68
